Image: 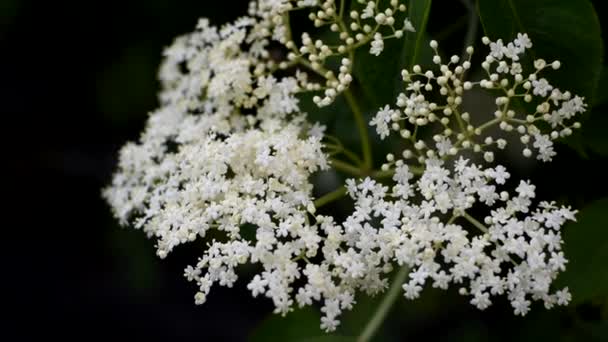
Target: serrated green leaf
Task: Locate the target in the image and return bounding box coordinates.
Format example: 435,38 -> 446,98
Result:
556,198 -> 608,304
477,0 -> 603,104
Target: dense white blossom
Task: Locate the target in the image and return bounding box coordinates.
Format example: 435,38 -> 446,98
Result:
104,0 -> 585,333
344,158 -> 576,314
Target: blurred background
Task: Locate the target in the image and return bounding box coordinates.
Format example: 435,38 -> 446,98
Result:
3,0 -> 607,340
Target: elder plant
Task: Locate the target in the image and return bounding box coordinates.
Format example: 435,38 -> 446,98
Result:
103,0 -> 586,339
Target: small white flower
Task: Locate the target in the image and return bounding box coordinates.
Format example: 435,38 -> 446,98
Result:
514,33 -> 532,50
361,2 -> 375,19
490,39 -> 505,59
370,33 -> 384,56
403,18 -> 415,32
532,78 -> 553,97
370,105 -> 395,139
555,287 -> 572,305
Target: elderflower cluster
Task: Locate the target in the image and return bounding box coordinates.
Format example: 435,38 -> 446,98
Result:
104,0 -> 585,333
344,158 -> 575,315
359,33 -> 584,320
105,0 -> 418,332
371,34 -> 586,165
284,0 -> 415,106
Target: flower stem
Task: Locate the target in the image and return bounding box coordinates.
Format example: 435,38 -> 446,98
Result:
339,0 -> 345,19
344,89 -> 373,171
357,265 -> 410,342
324,142 -> 364,166
331,159 -> 365,177
463,211 -> 489,233
314,186 -> 347,208
372,165 -> 424,179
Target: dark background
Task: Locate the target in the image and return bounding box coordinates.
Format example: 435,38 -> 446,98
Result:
3,0 -> 607,341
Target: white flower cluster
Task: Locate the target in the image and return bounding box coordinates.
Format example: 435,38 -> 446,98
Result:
282,0 -> 415,106
371,34 -> 586,165
359,33 -> 585,321
104,0 -> 584,334
105,0 -> 415,332
105,13 -> 321,230
344,158 -> 575,315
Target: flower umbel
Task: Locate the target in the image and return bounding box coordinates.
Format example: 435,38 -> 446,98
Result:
104,0 -> 586,334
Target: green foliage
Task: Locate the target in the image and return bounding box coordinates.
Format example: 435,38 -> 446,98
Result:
594,66 -> 608,107
108,223 -> 161,292
250,307 -> 319,341
250,307 -> 355,342
577,67 -> 608,157
298,337 -> 357,342
477,0 -> 603,104
0,0 -> 21,28
556,198 -> 608,304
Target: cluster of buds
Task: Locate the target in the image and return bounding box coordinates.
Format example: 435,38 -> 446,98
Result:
372,34 -> 586,167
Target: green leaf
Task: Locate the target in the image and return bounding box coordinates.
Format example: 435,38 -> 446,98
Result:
576,320 -> 608,342
577,66 -> 608,157
400,0 -> 434,71
249,305 -> 357,342
556,198 -> 608,304
353,0 -> 433,109
580,105 -> 608,157
592,66 -> 608,107
477,0 -> 603,104
298,337 -> 356,342
249,307 -> 322,342
107,224 -> 160,292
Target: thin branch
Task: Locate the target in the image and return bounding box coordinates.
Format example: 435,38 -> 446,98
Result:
463,211 -> 489,233
357,265 -> 410,342
344,89 -> 373,171
314,186 -> 348,208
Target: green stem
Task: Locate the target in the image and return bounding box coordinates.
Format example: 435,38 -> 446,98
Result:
339,0 -> 346,19
283,12 -> 292,42
372,164 -> 424,179
371,169 -> 396,179
331,159 -> 365,177
449,87 -> 469,137
341,148 -> 364,166
325,142 -> 364,166
476,118 -> 500,132
357,265 -> 410,342
344,89 -> 373,171
314,186 -> 347,208
463,211 -> 489,233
